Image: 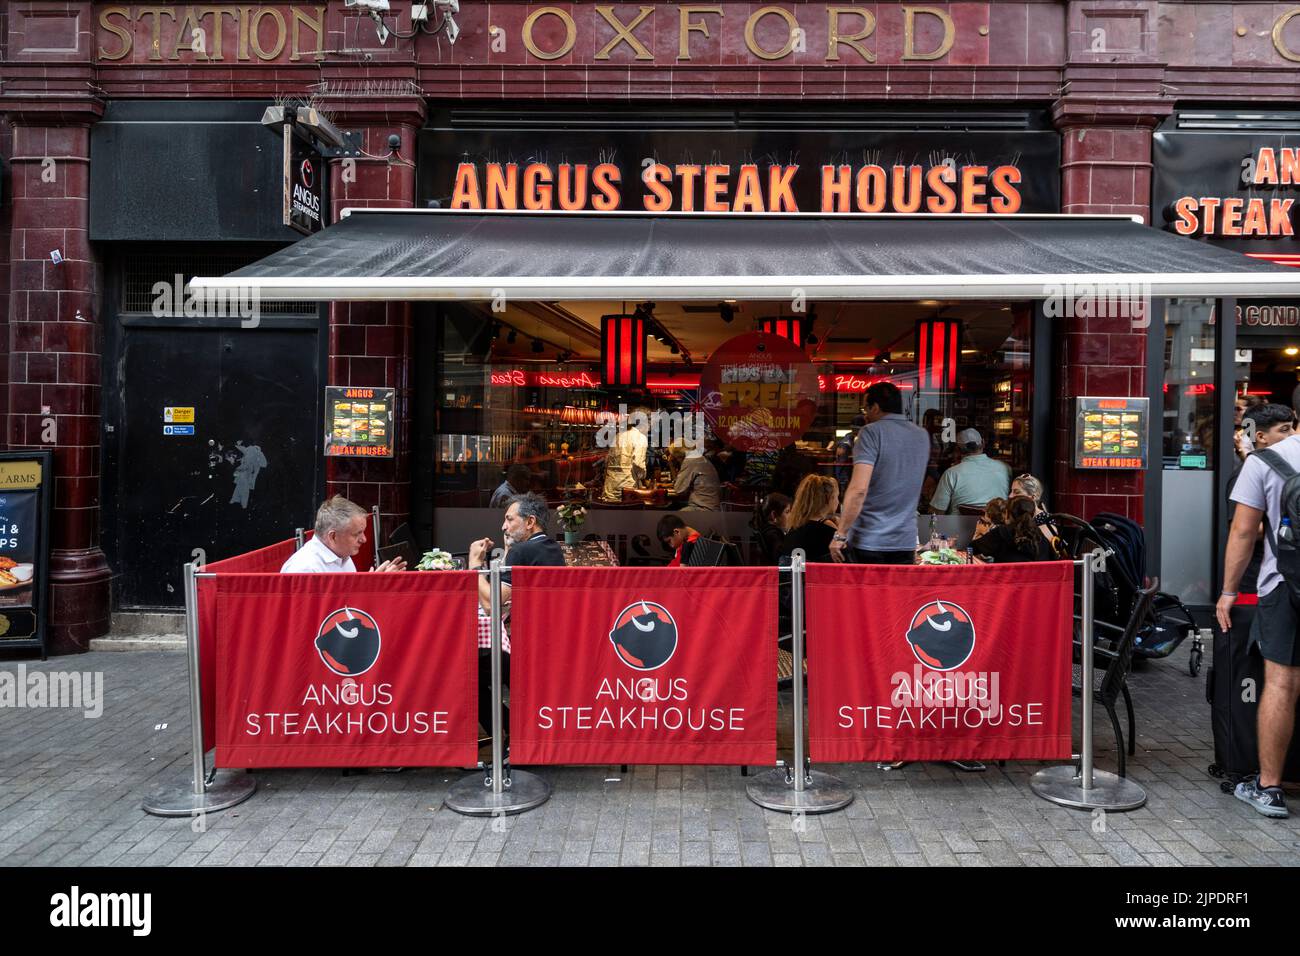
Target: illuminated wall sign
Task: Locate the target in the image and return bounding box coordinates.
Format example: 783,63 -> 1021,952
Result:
325,386 -> 394,458
422,130 -> 1060,215
817,373 -> 914,393
1074,397 -> 1149,470
489,370 -> 602,390
1155,135 -> 1300,253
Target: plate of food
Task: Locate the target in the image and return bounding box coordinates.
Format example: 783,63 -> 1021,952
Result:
0,558 -> 34,590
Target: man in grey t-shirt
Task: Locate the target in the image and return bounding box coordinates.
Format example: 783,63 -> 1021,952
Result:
1221,430 -> 1300,818
830,382 -> 930,564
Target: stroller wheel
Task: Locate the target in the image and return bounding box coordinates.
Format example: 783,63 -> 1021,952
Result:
1189,644 -> 1203,677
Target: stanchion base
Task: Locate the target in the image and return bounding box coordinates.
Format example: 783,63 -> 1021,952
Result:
746,768 -> 854,814
142,770 -> 257,817
444,769 -> 551,816
1030,765 -> 1147,811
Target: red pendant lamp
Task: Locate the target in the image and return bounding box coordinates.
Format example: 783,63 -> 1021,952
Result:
916,316 -> 961,391
760,316 -> 803,347
601,314 -> 647,388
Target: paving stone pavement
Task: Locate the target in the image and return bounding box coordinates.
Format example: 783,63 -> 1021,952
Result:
4,640 -> 1300,867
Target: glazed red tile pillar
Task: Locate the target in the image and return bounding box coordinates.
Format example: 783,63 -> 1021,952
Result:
1,97 -> 110,653
322,97 -> 425,545
1050,24 -> 1171,523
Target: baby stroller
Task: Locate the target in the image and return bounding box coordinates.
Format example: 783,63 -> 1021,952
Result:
1053,511 -> 1201,676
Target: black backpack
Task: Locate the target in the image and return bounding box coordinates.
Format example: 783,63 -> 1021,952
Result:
1252,447 -> 1300,596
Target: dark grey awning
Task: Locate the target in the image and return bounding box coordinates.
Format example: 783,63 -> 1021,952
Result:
190,209 -> 1300,302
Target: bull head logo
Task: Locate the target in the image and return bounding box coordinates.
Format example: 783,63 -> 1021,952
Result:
609,600 -> 678,671
315,607 -> 382,677
905,600 -> 975,671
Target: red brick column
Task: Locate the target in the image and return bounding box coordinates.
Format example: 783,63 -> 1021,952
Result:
1049,58 -> 1170,523
322,98 -> 425,546
1,98 -> 110,653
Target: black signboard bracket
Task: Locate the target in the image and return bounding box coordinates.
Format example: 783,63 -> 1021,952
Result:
0,450 -> 53,659
318,130 -> 364,159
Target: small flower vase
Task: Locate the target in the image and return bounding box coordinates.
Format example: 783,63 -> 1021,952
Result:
564,530 -> 579,545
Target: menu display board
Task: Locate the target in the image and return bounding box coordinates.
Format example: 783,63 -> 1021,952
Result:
0,452 -> 52,655
325,387 -> 395,458
1074,397 -> 1149,470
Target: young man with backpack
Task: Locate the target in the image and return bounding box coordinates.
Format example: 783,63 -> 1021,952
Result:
1219,422 -> 1300,817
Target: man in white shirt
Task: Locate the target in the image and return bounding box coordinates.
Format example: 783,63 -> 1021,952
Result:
602,409 -> 649,501
280,495 -> 406,573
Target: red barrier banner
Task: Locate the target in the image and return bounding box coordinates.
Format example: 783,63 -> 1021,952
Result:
199,537 -> 299,751
807,562 -> 1073,763
510,566 -> 777,765
214,571 -> 479,767
205,537 -> 299,574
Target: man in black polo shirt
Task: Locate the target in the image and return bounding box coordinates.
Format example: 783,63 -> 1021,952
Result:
468,493 -> 565,739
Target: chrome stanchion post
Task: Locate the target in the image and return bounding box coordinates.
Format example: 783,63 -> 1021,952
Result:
370,506 -> 382,569
747,549 -> 853,814
142,563 -> 257,816
294,527 -> 305,550
1081,547 -> 1096,791
1030,548 -> 1146,811
490,555 -> 505,796
446,556 -> 551,816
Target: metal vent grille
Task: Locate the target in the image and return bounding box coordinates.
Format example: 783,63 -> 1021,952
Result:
119,251 -> 317,315
1174,111 -> 1300,131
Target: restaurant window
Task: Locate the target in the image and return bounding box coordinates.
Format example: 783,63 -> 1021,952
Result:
1159,298 -> 1223,606
1161,299 -> 1219,470
431,301 -> 1034,564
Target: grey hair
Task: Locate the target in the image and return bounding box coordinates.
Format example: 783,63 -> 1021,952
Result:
508,492 -> 549,531
315,495 -> 367,537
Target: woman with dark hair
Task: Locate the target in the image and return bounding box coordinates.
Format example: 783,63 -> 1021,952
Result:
779,475 -> 840,563
754,492 -> 792,562
1009,472 -> 1068,557
972,496 -> 1060,563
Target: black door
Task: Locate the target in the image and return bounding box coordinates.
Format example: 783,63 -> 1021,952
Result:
103,249 -> 325,609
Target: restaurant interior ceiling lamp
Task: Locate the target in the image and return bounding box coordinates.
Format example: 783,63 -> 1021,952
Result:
601,313 -> 648,389
917,315 -> 961,391
191,211 -> 1300,302
760,316 -> 805,347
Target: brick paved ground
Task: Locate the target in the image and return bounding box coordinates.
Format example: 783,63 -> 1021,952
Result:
4,640 -> 1300,867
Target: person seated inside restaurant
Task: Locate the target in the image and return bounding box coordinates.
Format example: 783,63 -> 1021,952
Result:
667,440 -> 722,511
929,428 -> 1010,515
972,496 -> 1010,542
753,492 -> 792,562
490,463 -> 532,509
779,475 -> 840,563
657,514 -> 701,567
467,493 -> 565,738
280,495 -> 406,573
971,496 -> 1061,563
705,437 -> 745,485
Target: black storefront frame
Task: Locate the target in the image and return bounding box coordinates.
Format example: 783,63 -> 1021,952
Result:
1143,295 -> 1239,606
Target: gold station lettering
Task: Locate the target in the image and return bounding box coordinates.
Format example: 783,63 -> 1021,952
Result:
97,5 -> 325,62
